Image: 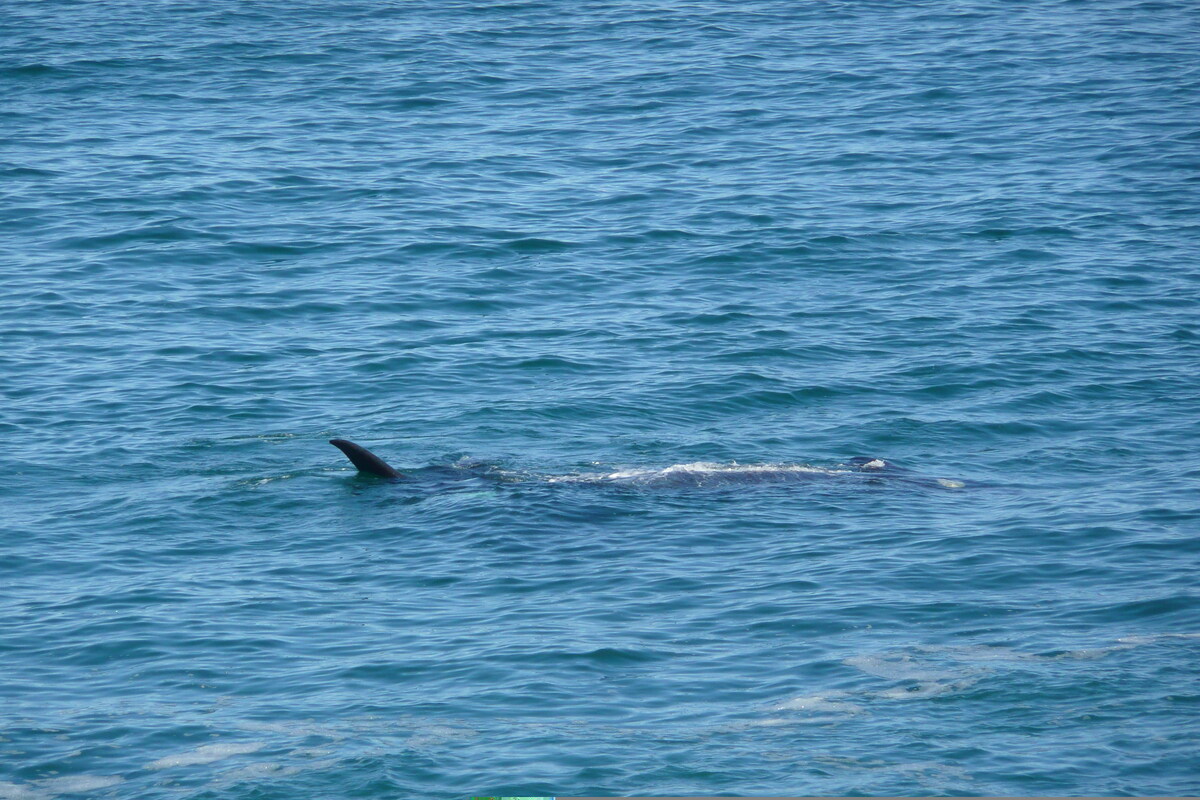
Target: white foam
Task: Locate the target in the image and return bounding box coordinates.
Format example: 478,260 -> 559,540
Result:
203,755 -> 338,793
236,720 -> 341,739
749,715 -> 843,726
1119,632 -> 1200,643
1059,632 -> 1200,659
878,634 -> 1200,673
37,776 -> 123,794
0,782 -> 44,800
862,459 -> 887,469
1057,644 -> 1133,659
750,717 -> 791,726
146,741 -> 265,770
845,654 -> 957,682
219,763 -> 302,780
550,461 -> 845,483
892,760 -> 974,780
911,643 -> 1035,663
774,691 -> 864,714
405,725 -> 476,748
875,677 -> 979,700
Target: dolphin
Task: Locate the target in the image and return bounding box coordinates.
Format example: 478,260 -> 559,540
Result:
329,439 -> 405,479
328,439 -> 965,489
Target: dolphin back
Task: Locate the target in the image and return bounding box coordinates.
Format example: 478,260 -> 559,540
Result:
329,439 -> 404,479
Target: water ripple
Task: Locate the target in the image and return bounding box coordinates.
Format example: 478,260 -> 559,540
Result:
2,0 -> 1198,796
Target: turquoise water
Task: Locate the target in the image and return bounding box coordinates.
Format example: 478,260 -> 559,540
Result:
3,1 -> 1199,796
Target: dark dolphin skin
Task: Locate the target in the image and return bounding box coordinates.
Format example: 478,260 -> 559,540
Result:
329,439 -> 404,479
329,440 -> 966,490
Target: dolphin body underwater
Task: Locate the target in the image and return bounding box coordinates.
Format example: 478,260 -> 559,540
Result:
328,439 -> 967,490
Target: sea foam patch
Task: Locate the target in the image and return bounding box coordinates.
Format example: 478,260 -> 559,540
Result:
774,691 -> 864,715
844,653 -> 960,683
0,775 -> 123,800
549,461 -> 846,483
146,741 -> 265,770
0,782 -> 43,800
36,776 -> 123,795
874,677 -> 980,700
1055,631 -> 1200,659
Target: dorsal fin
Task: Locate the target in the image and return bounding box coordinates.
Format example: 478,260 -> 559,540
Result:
329,439 -> 403,479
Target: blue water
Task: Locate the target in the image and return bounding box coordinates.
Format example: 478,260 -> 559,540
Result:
2,1 -> 1198,797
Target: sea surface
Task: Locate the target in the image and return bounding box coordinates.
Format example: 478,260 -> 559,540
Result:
2,1 -> 1198,797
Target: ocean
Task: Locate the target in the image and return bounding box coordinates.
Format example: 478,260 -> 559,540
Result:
2,1 -> 1198,796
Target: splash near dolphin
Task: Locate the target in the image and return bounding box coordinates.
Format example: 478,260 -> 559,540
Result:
328,440 -> 966,489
